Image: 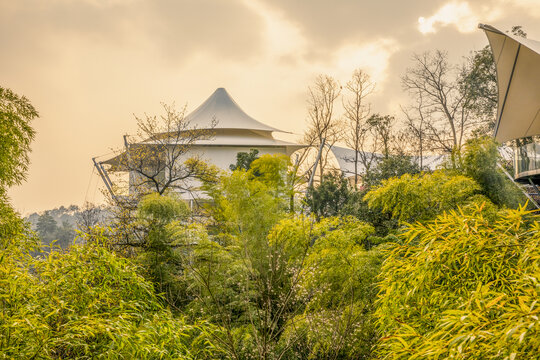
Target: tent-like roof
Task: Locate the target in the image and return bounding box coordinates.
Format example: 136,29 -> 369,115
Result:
331,146 -> 444,177
185,88 -> 286,133
331,146 -> 380,177
100,89 -> 305,169
479,24 -> 540,142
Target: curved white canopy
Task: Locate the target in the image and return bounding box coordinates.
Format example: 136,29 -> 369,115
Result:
185,87 -> 286,133
331,146 -> 444,177
480,24 -> 540,142
331,146 -> 380,177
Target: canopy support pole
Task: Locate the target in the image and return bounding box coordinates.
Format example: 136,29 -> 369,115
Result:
123,135 -> 133,164
93,157 -> 118,203
497,163 -> 540,209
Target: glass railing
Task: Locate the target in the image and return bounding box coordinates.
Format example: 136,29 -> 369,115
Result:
515,139 -> 540,179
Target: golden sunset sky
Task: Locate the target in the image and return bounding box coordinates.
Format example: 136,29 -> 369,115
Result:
2,0 -> 540,213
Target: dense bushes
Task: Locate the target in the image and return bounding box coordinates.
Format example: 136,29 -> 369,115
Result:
376,206 -> 540,359
182,157 -> 384,359
364,171 -> 483,222
0,240 -> 219,359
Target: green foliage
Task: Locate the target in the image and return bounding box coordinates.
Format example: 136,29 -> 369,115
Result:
136,193 -> 192,309
340,189 -> 399,239
229,149 -> 260,172
0,86 -> 38,188
273,216 -> 382,359
304,173 -> 400,240
300,216 -> 376,309
0,189 -> 38,254
363,155 -> 421,187
456,137 -> 527,208
192,159 -> 386,358
376,206 -> 540,359
35,212 -> 76,249
460,46 -> 497,128
206,154 -> 290,237
0,87 -> 39,256
0,87 -> 39,258
0,87 -> 214,359
305,173 -> 351,220
0,240 -> 220,359
138,192 -> 189,224
249,154 -> 290,190
365,171 -> 482,222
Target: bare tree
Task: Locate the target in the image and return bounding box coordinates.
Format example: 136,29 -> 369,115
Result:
303,75 -> 342,181
75,202 -> 109,244
343,69 -> 375,187
115,103 -> 217,196
76,202 -> 104,233
401,90 -> 429,168
402,51 -> 487,154
368,113 -> 397,159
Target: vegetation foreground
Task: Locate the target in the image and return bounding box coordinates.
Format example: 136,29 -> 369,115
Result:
2,39 -> 540,359
3,153 -> 540,358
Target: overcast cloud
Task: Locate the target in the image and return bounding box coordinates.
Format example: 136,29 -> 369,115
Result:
2,0 -> 539,212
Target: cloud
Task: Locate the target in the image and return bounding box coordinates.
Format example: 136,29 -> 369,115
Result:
241,0 -> 306,59
415,0 -> 540,36
329,39 -> 399,86
0,0 -> 265,65
418,1 -> 479,34
505,0 -> 540,18
258,0 -> 448,53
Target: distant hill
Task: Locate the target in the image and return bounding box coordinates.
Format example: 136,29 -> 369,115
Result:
26,204 -> 80,229
25,204 -> 109,250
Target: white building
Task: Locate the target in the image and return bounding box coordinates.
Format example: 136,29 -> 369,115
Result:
330,145 -> 445,179
98,88 -> 304,199
176,87 -> 304,168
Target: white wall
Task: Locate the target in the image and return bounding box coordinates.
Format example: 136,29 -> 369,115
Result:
128,145 -> 289,198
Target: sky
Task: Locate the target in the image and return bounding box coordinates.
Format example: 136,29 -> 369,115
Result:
2,0 -> 540,214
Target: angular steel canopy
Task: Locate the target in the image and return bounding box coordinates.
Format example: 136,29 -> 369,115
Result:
479,24 -> 540,142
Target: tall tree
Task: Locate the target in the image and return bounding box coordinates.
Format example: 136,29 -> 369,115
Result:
0,86 -> 38,188
402,51 -> 488,154
343,69 -> 375,186
305,172 -> 351,220
458,26 -> 526,138
459,45 -> 497,132
303,75 -> 342,180
36,211 -> 59,246
368,114 -> 395,159
401,90 -> 429,168
0,86 -> 38,253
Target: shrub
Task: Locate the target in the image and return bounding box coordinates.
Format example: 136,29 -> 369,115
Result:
376,206 -> 540,359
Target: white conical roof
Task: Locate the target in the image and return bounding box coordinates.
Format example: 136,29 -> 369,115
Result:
185,88 -> 285,132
